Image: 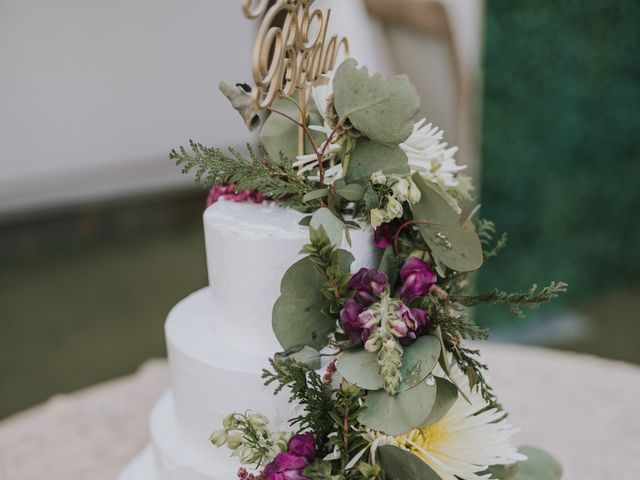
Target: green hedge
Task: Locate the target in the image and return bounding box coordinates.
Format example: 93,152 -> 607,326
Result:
478,0 -> 640,324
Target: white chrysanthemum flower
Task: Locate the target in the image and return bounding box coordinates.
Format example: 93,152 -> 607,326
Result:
400,119 -> 468,189
394,364 -> 526,480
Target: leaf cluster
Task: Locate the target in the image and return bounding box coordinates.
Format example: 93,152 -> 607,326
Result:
170,141 -> 315,211
302,227 -> 353,313
262,358 -> 335,455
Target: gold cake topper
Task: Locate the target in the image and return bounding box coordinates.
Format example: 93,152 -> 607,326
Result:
242,0 -> 349,111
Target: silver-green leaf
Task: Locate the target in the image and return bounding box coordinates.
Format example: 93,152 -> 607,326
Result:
410,173 -> 483,272
345,139 -> 409,183
336,349 -> 385,391
333,59 -> 420,144
378,446 -> 442,480
399,335 -> 441,391
310,208 -> 344,246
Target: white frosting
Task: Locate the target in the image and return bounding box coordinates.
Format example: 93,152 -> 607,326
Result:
120,200 -> 379,479
203,200 -> 378,356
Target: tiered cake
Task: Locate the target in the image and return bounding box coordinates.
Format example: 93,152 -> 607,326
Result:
119,199 -> 377,480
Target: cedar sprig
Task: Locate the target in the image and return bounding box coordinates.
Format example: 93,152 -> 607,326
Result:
450,281 -> 569,319
476,219 -> 509,260
327,383 -> 368,472
262,358 -> 335,455
302,227 -> 353,313
170,141 -> 315,211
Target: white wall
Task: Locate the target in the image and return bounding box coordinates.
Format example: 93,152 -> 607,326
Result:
0,0 -> 257,214
0,0 -> 389,216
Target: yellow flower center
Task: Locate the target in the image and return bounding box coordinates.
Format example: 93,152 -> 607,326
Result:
395,422 -> 447,461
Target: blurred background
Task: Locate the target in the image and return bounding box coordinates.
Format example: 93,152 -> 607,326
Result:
1,0 -> 638,421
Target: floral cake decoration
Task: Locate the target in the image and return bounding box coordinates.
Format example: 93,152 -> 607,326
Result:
172,1 -> 567,479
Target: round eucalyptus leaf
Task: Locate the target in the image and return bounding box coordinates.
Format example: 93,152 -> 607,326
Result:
398,335 -> 441,391
345,139 -> 409,183
420,377 -> 458,426
513,446 -> 563,480
333,59 -> 420,145
310,208 -> 344,246
336,349 -> 384,391
377,445 -> 442,480
260,97 -> 324,160
358,377 -> 438,435
336,183 -> 365,201
272,257 -> 334,350
275,345 -> 322,370
410,173 -> 483,272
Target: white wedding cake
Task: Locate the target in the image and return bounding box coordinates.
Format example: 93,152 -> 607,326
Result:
119,199 -> 377,480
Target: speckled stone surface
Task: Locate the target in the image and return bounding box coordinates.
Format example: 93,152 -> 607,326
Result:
1,344 -> 639,480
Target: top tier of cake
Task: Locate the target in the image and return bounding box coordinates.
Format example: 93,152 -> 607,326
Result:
203,200 -> 379,355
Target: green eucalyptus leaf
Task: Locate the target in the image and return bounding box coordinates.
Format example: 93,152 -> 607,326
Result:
275,345 -> 322,370
336,183 -> 365,201
218,81 -> 261,131
398,336 -> 441,391
310,208 -> 344,246
303,188 -> 329,202
260,97 -> 324,160
377,446 -> 442,480
359,377 -> 437,435
333,59 -> 420,145
345,139 -> 409,183
420,377 -> 458,426
336,349 -> 384,391
378,246 -> 399,284
272,257 -> 334,350
513,446 -> 563,480
410,174 -> 483,272
482,463 -> 519,480
299,215 -> 313,227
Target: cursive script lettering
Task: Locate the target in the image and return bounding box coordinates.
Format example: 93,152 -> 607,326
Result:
242,0 -> 349,110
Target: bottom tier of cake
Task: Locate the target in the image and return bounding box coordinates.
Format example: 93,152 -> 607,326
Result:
120,391 -> 240,480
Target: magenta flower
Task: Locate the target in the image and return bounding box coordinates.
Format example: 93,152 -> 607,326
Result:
347,268 -> 388,307
373,221 -> 401,249
206,183 -> 264,207
340,298 -> 364,343
263,434 -> 317,480
287,433 -> 316,462
263,452 -> 309,480
398,257 -> 437,302
396,304 -> 429,346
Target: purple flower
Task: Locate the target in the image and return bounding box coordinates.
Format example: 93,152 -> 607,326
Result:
347,268 -> 388,307
398,257 -> 437,302
206,183 -> 265,207
395,303 -> 430,346
287,433 -> 316,462
263,452 -> 309,480
373,221 -> 401,249
263,434 -> 317,480
340,299 -> 365,343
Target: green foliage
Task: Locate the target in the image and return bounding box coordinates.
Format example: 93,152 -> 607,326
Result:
310,208 -> 345,246
170,141 -> 313,211
358,376 -> 456,436
333,59 -> 420,145
260,96 -> 324,160
302,227 -> 355,313
345,139 -> 409,184
512,446 -> 563,480
262,358 -> 335,454
481,0 -> 640,315
272,255 -> 335,350
410,174 -> 483,272
336,349 -> 385,391
377,446 -> 442,480
397,336 -> 441,391
327,382 -> 368,471
451,282 -> 569,319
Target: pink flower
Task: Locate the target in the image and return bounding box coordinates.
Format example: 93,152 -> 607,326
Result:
347,268 -> 388,307
287,433 -> 316,462
398,257 -> 437,302
395,304 -> 429,346
206,183 -> 265,207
